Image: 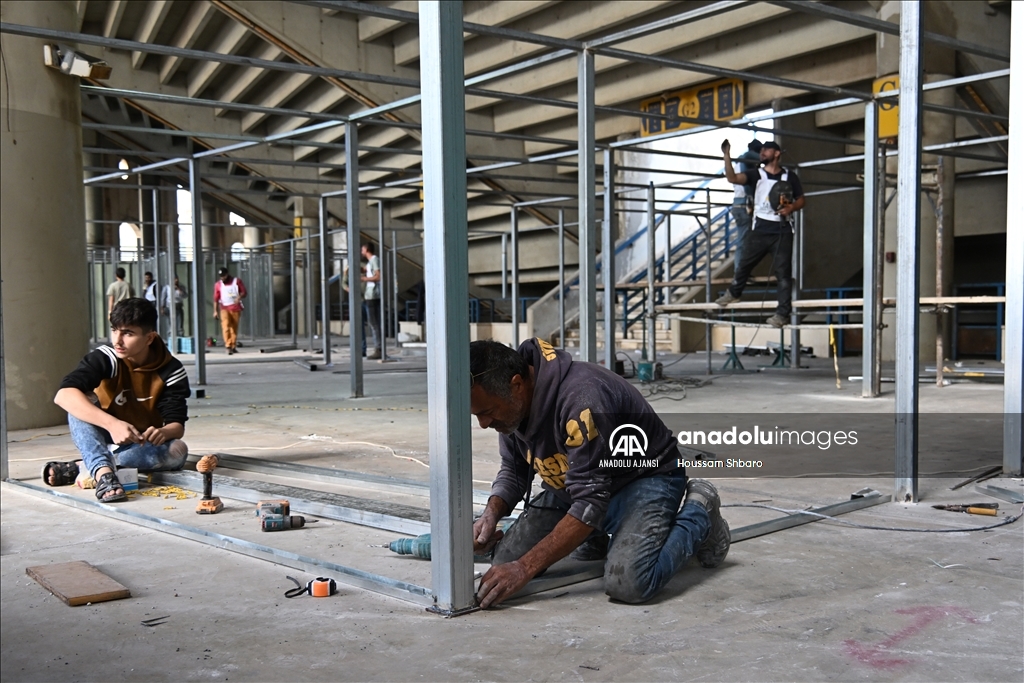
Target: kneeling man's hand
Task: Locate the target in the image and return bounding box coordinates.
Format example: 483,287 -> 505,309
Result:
476,561 -> 533,609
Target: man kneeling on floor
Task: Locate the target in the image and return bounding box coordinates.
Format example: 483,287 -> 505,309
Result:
46,298 -> 190,502
470,339 -> 730,608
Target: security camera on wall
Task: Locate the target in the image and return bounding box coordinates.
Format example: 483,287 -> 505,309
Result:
43,44 -> 112,80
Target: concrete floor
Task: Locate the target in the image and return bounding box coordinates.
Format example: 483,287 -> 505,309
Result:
2,342 -> 1022,682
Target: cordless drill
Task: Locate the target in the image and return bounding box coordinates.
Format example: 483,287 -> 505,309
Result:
195,454 -> 224,514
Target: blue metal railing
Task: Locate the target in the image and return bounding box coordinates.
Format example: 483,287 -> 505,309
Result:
550,178 -> 737,340
618,204 -> 734,336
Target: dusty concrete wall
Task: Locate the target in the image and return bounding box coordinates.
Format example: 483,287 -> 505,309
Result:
1,0 -> 89,429
955,176 -> 1008,238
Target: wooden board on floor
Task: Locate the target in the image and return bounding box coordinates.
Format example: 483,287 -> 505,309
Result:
26,561 -> 131,606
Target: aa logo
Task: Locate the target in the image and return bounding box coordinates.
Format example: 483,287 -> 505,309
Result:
609,424 -> 648,459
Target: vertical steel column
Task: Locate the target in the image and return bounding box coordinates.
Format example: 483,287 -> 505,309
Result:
862,102 -> 880,397
0,276 -> 7,481
305,234 -> 314,353
705,190 -> 712,375
266,249 -> 274,340
646,183 -> 657,363
378,201 -> 387,360
1004,6 -> 1024,475
420,0 -> 474,615
577,49 -> 598,363
895,1 -> 923,503
602,149 -> 616,370
790,209 -> 801,370
665,214 -> 673,307
188,158 -> 207,386
558,210 -> 566,350
88,253 -> 96,343
934,159 -> 946,388
152,189 -> 161,336
346,122 -> 364,397
250,247 -> 258,344
391,229 -> 399,341
166,223 -> 177,351
500,233 -> 507,300
873,147 -> 887,396
510,208 -> 520,349
319,196 -> 332,366
290,239 -> 297,346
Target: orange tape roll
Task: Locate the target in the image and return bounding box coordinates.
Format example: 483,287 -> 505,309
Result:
310,577 -> 336,597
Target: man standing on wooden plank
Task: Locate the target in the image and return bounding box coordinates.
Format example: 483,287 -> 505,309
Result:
46,298 -> 191,502
718,139 -> 806,328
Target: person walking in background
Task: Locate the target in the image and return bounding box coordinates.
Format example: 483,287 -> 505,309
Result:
213,267 -> 246,355
143,271 -> 159,329
106,267 -> 134,321
161,276 -> 188,336
361,242 -> 383,360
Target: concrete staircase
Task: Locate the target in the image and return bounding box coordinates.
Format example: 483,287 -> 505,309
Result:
562,322 -> 675,351
531,184 -> 739,350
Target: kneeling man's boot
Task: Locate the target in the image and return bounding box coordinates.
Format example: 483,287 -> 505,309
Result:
684,478 -> 730,568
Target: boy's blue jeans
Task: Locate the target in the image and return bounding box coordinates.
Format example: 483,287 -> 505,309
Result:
68,415 -> 187,478
492,470 -> 710,604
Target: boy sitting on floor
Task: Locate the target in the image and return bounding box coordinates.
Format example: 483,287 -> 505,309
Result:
45,298 -> 191,502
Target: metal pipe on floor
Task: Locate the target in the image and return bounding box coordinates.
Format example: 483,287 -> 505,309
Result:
3,480 -> 435,607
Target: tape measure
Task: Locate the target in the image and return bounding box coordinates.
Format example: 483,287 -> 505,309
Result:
285,576 -> 337,598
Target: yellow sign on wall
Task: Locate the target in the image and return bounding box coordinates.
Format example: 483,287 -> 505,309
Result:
873,74 -> 899,138
639,79 -> 744,137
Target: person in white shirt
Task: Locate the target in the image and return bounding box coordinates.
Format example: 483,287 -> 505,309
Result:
213,268 -> 247,354
360,242 -> 382,360
160,276 -> 188,336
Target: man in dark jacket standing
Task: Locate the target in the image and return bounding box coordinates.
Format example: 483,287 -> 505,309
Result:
470,338 -> 730,607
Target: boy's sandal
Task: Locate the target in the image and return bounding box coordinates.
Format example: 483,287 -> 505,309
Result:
42,461 -> 80,487
95,472 -> 127,503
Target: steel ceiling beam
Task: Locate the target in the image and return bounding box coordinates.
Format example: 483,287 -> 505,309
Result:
767,0 -> 1010,62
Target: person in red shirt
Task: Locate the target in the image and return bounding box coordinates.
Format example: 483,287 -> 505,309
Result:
213,267 -> 247,354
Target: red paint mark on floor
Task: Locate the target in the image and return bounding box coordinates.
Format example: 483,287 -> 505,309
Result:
843,606 -> 979,669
